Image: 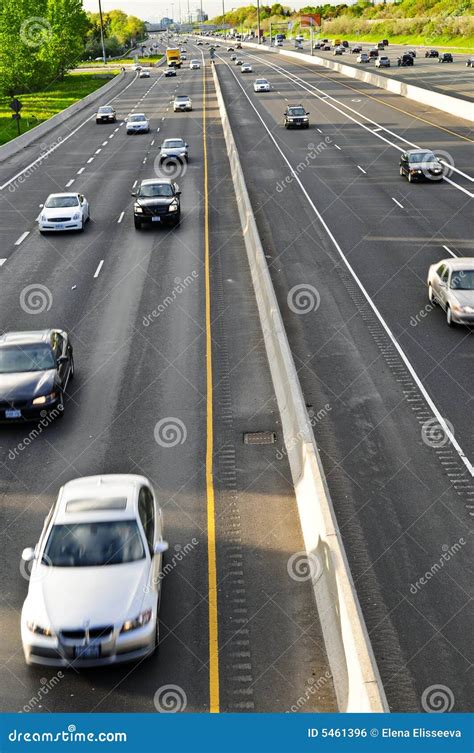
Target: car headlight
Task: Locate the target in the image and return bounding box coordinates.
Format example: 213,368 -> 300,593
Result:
72,213 -> 80,220
40,214 -> 47,222
120,609 -> 152,633
32,392 -> 57,406
134,205 -> 143,213
27,621 -> 55,637
168,201 -> 179,212
303,117 -> 308,121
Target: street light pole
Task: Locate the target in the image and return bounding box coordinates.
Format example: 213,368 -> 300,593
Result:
97,0 -> 106,64
256,0 -> 261,44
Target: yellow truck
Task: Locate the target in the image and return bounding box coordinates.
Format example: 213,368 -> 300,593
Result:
166,48 -> 182,68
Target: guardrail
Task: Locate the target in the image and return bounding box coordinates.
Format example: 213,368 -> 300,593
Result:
211,61 -> 389,713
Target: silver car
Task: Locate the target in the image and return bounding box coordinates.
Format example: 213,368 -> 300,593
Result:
173,95 -> 192,112
428,257 -> 474,326
126,113 -> 150,134
159,137 -> 188,162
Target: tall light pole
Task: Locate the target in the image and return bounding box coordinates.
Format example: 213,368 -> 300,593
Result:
256,0 -> 261,44
98,0 -> 107,64
222,0 -> 225,35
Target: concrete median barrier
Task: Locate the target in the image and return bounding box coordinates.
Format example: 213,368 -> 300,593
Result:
211,62 -> 389,713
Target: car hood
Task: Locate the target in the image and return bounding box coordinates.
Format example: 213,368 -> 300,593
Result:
26,560 -> 149,630
128,120 -> 148,127
408,161 -> 442,171
42,207 -> 79,218
451,290 -> 474,306
0,370 -> 56,400
161,147 -> 186,155
135,197 -> 174,208
174,100 -> 191,106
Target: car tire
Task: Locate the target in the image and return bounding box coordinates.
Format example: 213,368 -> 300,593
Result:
69,356 -> 75,380
399,167 -> 404,177
408,172 -> 413,183
428,285 -> 437,305
80,217 -> 85,232
134,218 -> 142,230
446,306 -> 454,327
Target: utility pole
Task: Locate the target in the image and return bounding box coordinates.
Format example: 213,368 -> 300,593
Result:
256,0 -> 261,43
97,0 -> 107,64
222,0 -> 225,35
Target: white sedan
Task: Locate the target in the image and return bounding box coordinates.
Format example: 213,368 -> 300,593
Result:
189,59 -> 200,70
254,78 -> 270,92
241,63 -> 253,73
126,113 -> 150,133
173,95 -> 192,112
21,474 -> 169,667
38,193 -> 89,233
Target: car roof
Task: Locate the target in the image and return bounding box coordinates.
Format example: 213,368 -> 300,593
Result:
131,112 -> 147,117
163,137 -> 184,143
406,148 -> 435,156
442,257 -> 474,270
54,474 -> 151,524
0,330 -> 53,347
46,192 -> 80,199
140,178 -> 173,185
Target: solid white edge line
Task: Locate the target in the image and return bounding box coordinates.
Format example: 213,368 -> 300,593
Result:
357,165 -> 367,174
392,197 -> 404,208
15,231 -> 30,245
118,211 -> 125,223
220,57 -> 474,477
93,260 -> 104,278
0,258 -> 7,266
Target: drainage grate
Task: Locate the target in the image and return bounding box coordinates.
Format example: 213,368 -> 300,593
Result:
243,431 -> 277,445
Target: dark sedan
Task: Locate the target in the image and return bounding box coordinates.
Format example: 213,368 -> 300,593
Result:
132,179 -> 181,229
0,330 -> 73,421
425,49 -> 439,58
96,105 -> 116,124
399,149 -> 444,182
438,53 -> 453,63
398,53 -> 414,67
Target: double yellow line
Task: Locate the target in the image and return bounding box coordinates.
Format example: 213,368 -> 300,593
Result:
203,59 -> 220,713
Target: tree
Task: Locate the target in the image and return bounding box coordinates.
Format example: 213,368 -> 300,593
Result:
44,0 -> 89,78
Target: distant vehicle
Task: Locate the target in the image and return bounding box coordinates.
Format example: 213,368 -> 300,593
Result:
368,48 -> 379,59
313,42 -> 322,50
283,105 -> 309,129
253,78 -> 270,92
132,179 -> 181,229
466,57 -> 474,67
159,138 -> 188,163
166,47 -> 182,67
399,149 -> 443,182
189,59 -> 200,70
375,56 -> 390,68
133,64 -> 142,71
180,47 -> 186,52
275,33 -> 285,41
173,94 -> 192,112
425,49 -> 439,58
241,63 -> 253,73
181,53 -> 187,60
398,53 -> 414,67
276,40 -> 283,47
126,113 -> 150,134
382,39 -> 389,46
341,40 -> 349,48
351,45 -> 362,54
197,40 -> 203,45
377,42 -> 385,50
438,53 -> 453,63
21,474 -> 168,666
332,38 -> 341,46
235,59 -> 243,65
0,329 -> 73,421
164,67 -> 177,77
236,42 -> 242,49
139,69 -> 150,78
357,53 -> 370,63
38,193 -> 90,233
427,258 -> 474,326
407,50 -> 416,57
227,46 -> 234,51
230,54 -> 237,61
333,46 -> 344,56
95,105 -> 116,123
322,44 -> 331,51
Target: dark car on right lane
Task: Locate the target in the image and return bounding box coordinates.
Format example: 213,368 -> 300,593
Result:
425,49 -> 439,58
398,53 -> 414,66
132,179 -> 181,229
438,52 -> 453,63
399,149 -> 444,182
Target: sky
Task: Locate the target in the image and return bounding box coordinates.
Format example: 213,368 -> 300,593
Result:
82,0 -> 350,22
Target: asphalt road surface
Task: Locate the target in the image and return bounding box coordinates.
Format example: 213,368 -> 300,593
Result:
0,59 -> 336,713
214,44 -> 473,713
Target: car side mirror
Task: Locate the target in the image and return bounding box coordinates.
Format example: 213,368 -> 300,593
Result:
175,190 -> 181,196
57,355 -> 68,365
39,203 -> 44,208
154,540 -> 169,554
22,547 -> 35,563
131,192 -> 137,197
306,112 -> 310,115
185,143 -> 189,148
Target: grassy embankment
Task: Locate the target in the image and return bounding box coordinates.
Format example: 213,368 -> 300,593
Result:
78,55 -> 163,67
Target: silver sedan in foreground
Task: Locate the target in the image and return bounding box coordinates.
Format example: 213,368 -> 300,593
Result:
428,257 -> 474,326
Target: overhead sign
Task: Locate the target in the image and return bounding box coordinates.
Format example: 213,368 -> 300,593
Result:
300,14 -> 321,27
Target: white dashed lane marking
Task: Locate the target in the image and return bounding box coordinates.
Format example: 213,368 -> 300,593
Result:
77,167 -> 85,175
0,258 -> 7,266
443,244 -> 457,257
118,211 -> 125,223
65,179 -> 74,187
93,260 -> 104,278
392,197 -> 404,209
15,231 -> 30,246
87,157 -> 94,164
357,165 -> 367,174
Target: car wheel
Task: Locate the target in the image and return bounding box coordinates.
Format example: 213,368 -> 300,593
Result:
408,172 -> 413,183
134,218 -> 142,230
69,356 -> 75,380
80,217 -> 85,232
446,306 -> 454,327
428,285 -> 437,305
399,167 -> 404,177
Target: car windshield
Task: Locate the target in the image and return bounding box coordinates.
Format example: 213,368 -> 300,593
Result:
256,80 -> 268,84
43,520 -> 145,567
45,195 -> 79,208
0,344 -> 55,373
450,270 -> 474,290
176,96 -> 189,101
163,139 -> 184,148
130,115 -> 146,122
289,107 -> 305,116
138,183 -> 173,197
98,107 -> 113,113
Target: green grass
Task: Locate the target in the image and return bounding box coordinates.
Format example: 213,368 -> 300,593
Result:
0,72 -> 117,147
333,32 -> 474,53
78,54 -> 163,68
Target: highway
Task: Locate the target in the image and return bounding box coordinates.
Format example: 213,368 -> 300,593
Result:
0,54 -> 336,712
214,44 -> 473,711
0,34 -> 472,716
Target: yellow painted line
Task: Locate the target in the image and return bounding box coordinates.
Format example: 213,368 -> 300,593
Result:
203,60 -> 220,714
280,56 -> 474,144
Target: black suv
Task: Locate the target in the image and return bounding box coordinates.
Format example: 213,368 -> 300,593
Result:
425,49 -> 439,58
0,330 -> 73,421
283,105 -> 309,129
439,53 -> 453,63
132,179 -> 181,229
398,53 -> 414,67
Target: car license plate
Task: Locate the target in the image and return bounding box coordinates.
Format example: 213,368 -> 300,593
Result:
152,216 -> 161,222
5,409 -> 22,419
55,224 -> 65,230
75,644 -> 100,659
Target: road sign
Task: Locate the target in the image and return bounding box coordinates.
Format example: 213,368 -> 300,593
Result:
10,98 -> 22,113
301,14 -> 321,27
